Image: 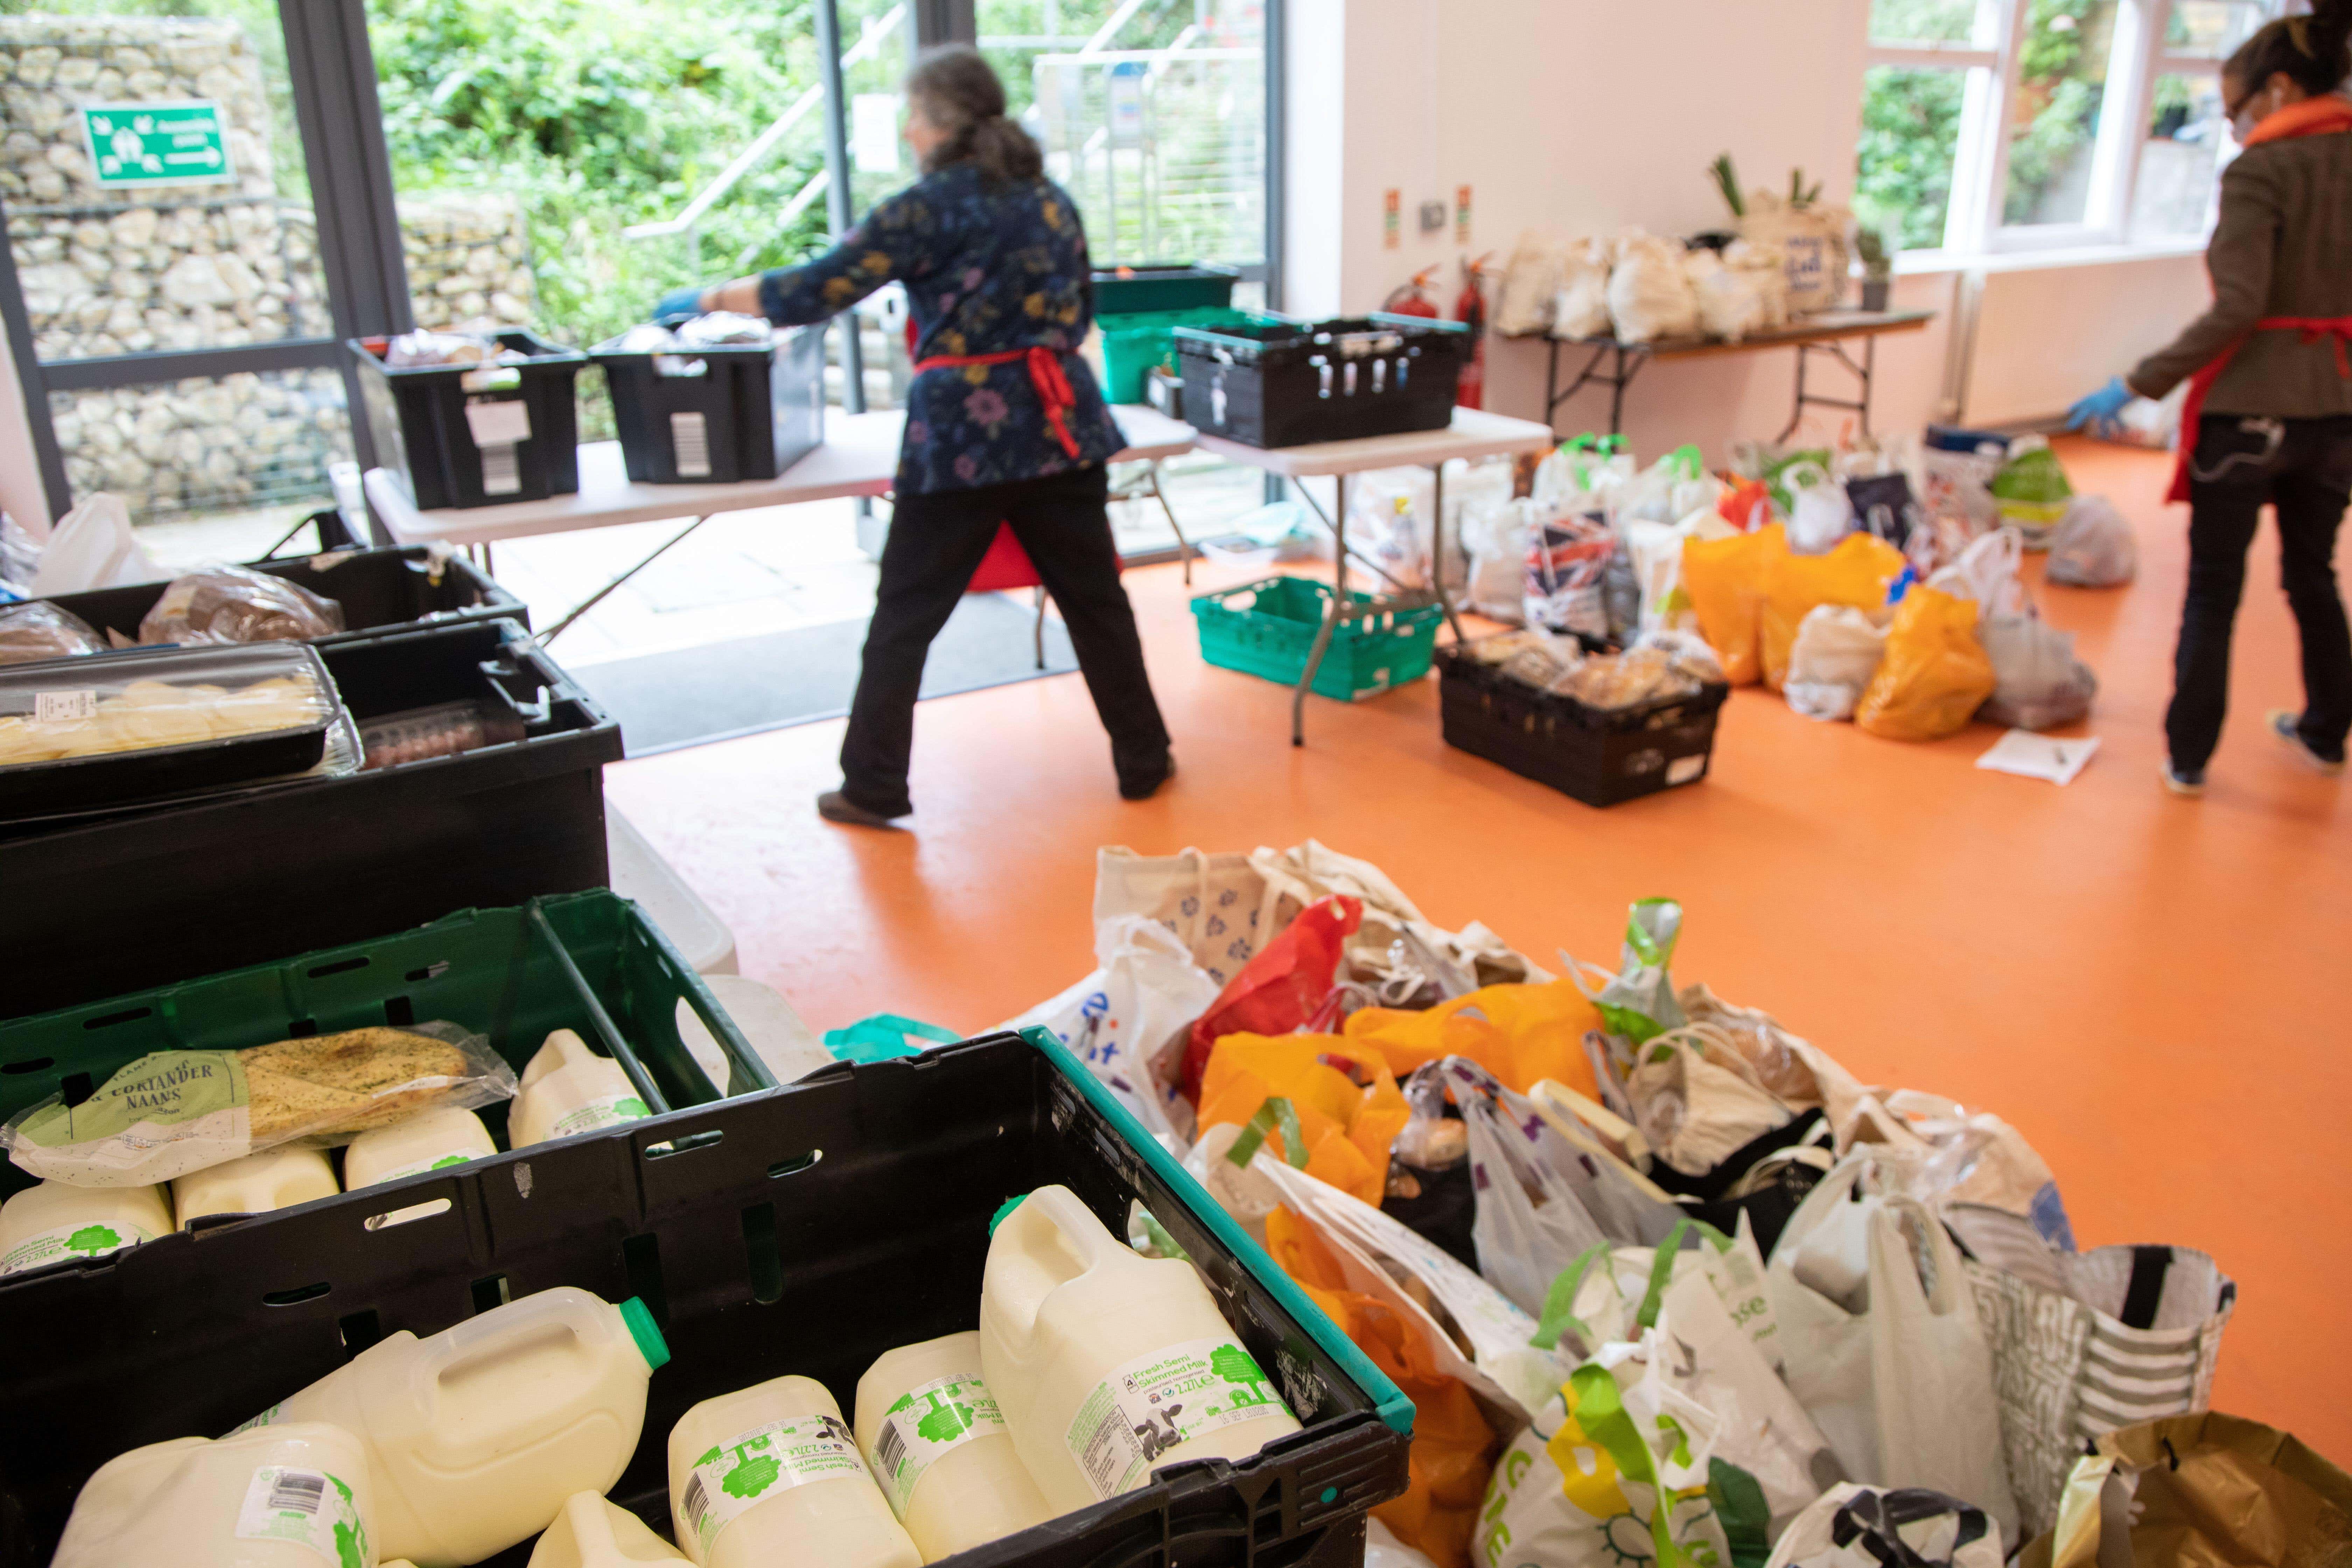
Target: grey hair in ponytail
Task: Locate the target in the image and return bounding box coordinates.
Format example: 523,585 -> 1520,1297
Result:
904,44 -> 1044,187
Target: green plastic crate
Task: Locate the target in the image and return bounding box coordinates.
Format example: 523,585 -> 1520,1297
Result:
1191,575 -> 1445,701
1098,306 -> 1264,403
0,890 -> 777,1205
1091,262 -> 1239,316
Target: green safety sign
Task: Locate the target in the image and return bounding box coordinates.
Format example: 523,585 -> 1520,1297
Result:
80,101 -> 234,189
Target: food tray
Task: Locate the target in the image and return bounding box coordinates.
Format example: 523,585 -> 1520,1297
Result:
1175,313 -> 1465,448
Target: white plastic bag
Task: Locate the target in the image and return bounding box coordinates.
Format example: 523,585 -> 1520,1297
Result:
1786,463 -> 1856,554
28,494 -> 158,595
1785,605 -> 1889,722
1494,230 -> 1571,338
1550,237 -> 1615,340
1623,1027 -> 1794,1181
1763,1485 -> 2004,1568
1836,1090 -> 2074,1245
2044,495 -> 2138,587
1607,233 -> 1700,344
1686,246 -> 1771,342
1723,239 -> 1790,331
1924,526 -> 2027,622
1462,497 -> 1535,624
1976,613 -> 2096,731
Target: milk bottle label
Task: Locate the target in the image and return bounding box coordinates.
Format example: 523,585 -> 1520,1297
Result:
0,1219 -> 155,1275
373,1150 -> 479,1183
869,1372 -> 1011,1518
552,1091 -> 650,1139
234,1465 -> 370,1568
681,1412 -> 869,1556
1064,1338 -> 1294,1500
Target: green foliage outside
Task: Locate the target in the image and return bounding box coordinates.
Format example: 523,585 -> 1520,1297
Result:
1856,66 -> 1964,251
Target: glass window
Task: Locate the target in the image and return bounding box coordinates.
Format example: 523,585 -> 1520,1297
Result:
1869,0 -> 1988,47
2131,71 -> 2230,237
2002,0 -> 2121,227
1856,66 -> 1971,252
2164,0 -> 2267,58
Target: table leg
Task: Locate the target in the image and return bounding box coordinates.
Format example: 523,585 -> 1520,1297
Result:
1779,345 -> 1810,444
1859,335 -> 1877,437
1430,461 -> 1466,645
1294,472 -> 1347,747
534,511 -> 714,645
482,540 -> 494,578
1146,462 -> 1191,586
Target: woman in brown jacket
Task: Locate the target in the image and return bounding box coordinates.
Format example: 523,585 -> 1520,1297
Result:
2070,1 -> 2352,794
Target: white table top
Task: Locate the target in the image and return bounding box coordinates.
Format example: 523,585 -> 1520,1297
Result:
1192,406 -> 1558,478
368,405 -> 1198,547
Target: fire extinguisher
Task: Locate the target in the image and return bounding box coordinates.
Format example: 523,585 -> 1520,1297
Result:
1454,252 -> 1494,410
1382,266 -> 1442,318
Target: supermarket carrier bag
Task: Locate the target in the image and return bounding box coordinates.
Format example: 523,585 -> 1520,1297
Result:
1764,1485 -> 2003,1568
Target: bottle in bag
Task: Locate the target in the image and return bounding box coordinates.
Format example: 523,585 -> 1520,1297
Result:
853,1331 -> 1052,1561
344,1105 -> 498,1188
528,1490 -> 691,1566
173,1147 -> 338,1223
510,1030 -> 651,1148
979,1185 -> 1300,1514
667,1374 -> 919,1568
246,1285 -> 671,1567
53,1421 -> 375,1568
0,1178 -> 172,1274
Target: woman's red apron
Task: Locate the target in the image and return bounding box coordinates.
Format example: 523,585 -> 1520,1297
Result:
2167,98 -> 2352,503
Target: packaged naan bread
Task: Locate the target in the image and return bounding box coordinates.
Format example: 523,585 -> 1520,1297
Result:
3,1023 -> 519,1188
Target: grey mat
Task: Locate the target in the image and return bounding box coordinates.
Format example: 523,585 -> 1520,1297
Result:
576,592 -> 1077,757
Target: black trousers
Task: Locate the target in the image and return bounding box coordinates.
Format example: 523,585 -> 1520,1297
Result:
839,465 -> 1170,815
2169,413 -> 2352,770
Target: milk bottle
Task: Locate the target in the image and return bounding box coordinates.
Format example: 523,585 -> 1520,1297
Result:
980,1186 -> 1301,1513
52,1421 -> 375,1568
529,1491 -> 691,1566
173,1146 -> 338,1223
344,1105 -> 498,1188
667,1374 -> 919,1568
853,1331 -> 1052,1560
0,1178 -> 171,1274
510,1030 -> 651,1148
252,1285 -> 670,1567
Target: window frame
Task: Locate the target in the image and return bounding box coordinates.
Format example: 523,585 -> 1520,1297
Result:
1863,0 -> 2276,264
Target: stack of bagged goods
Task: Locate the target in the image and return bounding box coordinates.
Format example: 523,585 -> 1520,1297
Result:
599,311 -> 774,357
381,328 -> 533,370
993,849 -> 2257,1567
138,564 -> 343,646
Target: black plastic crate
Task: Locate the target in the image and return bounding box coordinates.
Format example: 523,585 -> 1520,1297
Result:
1176,314 -> 1465,448
0,617 -> 620,1019
34,531 -> 525,651
0,1031 -> 1410,1568
354,330 -> 586,511
1093,261 -> 1240,317
593,323 -> 825,485
1435,644 -> 1729,807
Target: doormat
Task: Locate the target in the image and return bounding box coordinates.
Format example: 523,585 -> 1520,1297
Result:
576,592 -> 1076,757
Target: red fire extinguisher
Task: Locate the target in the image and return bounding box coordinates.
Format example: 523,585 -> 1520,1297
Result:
1382,266 -> 1442,318
1454,251 -> 1493,410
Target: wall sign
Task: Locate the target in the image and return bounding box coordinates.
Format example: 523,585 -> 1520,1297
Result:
80,101 -> 234,189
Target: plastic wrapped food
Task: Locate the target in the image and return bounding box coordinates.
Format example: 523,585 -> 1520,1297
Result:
0,601 -> 105,666
674,311 -> 771,347
2,1022 -> 520,1188
0,671 -> 329,767
359,699 -> 527,770
1552,644 -> 1703,710
139,564 -> 342,646
383,329 -> 498,368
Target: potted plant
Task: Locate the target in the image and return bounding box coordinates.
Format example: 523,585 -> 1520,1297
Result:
1855,227 -> 1894,312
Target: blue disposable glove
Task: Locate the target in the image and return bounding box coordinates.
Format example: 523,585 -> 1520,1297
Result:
2065,376 -> 2133,438
652,285 -> 706,324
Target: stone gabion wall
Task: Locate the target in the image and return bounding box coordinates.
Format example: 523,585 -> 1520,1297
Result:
401,192 -> 538,336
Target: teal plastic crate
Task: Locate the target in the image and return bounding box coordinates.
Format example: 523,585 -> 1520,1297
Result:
1091,261 -> 1239,316
1191,575 -> 1444,701
1098,306 -> 1264,403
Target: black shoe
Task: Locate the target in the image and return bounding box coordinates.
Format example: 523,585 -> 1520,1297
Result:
818,790 -> 906,828
1118,751 -> 1176,801
2160,760 -> 2205,797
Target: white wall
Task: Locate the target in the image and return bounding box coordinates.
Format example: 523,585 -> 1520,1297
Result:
1962,251 -> 2208,427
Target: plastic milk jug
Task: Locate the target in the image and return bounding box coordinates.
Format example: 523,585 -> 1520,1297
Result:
0,1178 -> 171,1274
511,1030 -> 651,1148
173,1146 -> 338,1223
254,1285 -> 670,1567
667,1374 -> 920,1568
52,1421 -> 375,1568
345,1105 -> 498,1188
853,1331 -> 1052,1560
529,1491 -> 691,1566
979,1186 -> 1301,1513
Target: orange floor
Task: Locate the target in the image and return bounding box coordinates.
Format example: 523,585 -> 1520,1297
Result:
607,436 -> 2352,1458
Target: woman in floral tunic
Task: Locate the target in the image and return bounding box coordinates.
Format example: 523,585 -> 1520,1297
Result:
660,45 -> 1172,826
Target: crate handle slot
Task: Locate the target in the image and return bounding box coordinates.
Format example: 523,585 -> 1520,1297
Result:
768,1150 -> 822,1180
306,956 -> 370,980
263,1282 -> 331,1307
364,1198 -> 453,1231
81,1007 -> 151,1031
405,962 -> 450,983
741,1202 -> 783,1305
644,1128 -> 724,1159
470,1273 -> 511,1313
1,1056 -> 54,1075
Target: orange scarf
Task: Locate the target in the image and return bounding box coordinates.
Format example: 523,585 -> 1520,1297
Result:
2240,95 -> 2352,147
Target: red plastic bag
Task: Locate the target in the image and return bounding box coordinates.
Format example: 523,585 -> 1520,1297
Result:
1179,895 -> 1362,1101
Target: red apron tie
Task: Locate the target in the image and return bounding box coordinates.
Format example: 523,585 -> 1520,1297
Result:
911,345 -> 1083,460
2168,316 -> 2352,503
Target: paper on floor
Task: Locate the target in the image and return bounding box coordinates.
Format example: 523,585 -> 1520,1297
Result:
1976,729 -> 2099,785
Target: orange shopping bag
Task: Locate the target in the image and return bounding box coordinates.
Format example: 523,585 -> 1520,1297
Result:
1759,531 -> 1905,690
1342,982 -> 1600,1099
1855,585 -> 1997,741
1681,523 -> 1789,685
1197,1034 -> 1409,1206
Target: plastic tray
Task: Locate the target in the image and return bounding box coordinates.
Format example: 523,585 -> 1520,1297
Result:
1098,308 -> 1265,404
0,617 -> 621,1019
1434,644 -> 1729,806
1175,314 -> 1465,448
354,330 -> 586,511
0,1030 -> 1408,1568
1192,576 -> 1443,702
0,641 -> 340,820
1092,261 -> 1240,317
593,323 -> 825,485
35,534 -> 526,652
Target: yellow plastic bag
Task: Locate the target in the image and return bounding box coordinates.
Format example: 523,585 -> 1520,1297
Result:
1267,1206 -> 1501,1568
1855,586 -> 1997,741
1680,523 -> 1788,686
1343,982 -> 1599,1099
1760,532 -> 1905,690
1196,1035 -> 1410,1206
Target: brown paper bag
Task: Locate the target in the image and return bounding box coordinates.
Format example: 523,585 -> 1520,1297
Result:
2021,1412 -> 2352,1568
